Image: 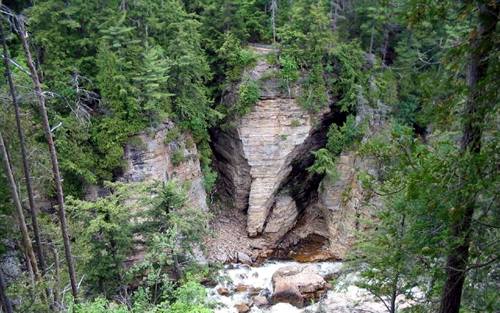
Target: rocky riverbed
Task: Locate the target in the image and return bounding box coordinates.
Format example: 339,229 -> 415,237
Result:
207,261 -> 402,313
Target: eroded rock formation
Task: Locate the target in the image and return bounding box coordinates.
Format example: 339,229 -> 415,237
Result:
208,46 -> 388,262
122,121 -> 208,212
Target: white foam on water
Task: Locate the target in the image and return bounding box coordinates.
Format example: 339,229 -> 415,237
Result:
207,260 -> 409,313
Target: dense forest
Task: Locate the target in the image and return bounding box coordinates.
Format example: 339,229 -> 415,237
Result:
0,0 -> 498,312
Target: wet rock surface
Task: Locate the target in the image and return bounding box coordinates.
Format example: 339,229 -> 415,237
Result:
207,261 -> 414,313
271,265 -> 328,307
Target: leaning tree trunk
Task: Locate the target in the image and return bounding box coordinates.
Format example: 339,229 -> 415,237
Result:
0,271 -> 13,313
438,3 -> 499,313
15,18 -> 79,301
0,132 -> 41,283
0,20 -> 47,276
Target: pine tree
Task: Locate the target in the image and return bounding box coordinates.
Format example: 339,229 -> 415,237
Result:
439,3 -> 499,312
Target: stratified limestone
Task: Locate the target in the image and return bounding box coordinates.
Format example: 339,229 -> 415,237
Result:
240,98 -> 312,236
122,121 -> 208,212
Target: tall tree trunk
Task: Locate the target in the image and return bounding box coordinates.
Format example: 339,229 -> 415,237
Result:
369,24 -> 375,55
0,272 -> 14,313
270,0 -> 277,43
438,3 -> 499,313
0,20 -> 47,276
0,132 -> 41,283
51,243 -> 61,308
15,18 -> 79,301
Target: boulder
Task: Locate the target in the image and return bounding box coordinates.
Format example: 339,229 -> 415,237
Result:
234,303 -> 251,313
271,265 -> 328,307
235,284 -> 249,292
216,287 -> 230,296
253,295 -> 269,307
237,252 -> 253,265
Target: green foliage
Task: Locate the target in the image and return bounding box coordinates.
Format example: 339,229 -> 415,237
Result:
134,45 -> 173,125
67,183 -> 135,296
299,63 -> 328,112
308,148 -> 338,179
234,77 -> 260,116
164,126 -> 181,145
325,115 -> 363,156
277,0 -> 332,66
310,115 -> 363,180
279,54 -> 299,96
67,278 -> 212,313
217,33 -> 257,82
2,1 -> 498,312
327,42 -> 368,112
355,121 -> 499,311
21,0 -> 217,189
171,149 -> 185,167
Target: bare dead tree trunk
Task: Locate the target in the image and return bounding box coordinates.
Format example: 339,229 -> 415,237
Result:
369,24 -> 375,55
330,0 -> 339,31
0,132 -> 41,283
270,0 -> 277,43
381,27 -> 389,66
15,18 -> 79,301
438,3 -> 499,313
0,19 -> 47,276
51,243 -> 61,309
0,271 -> 13,313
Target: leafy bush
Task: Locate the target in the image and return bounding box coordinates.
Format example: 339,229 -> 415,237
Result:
299,63 -> 328,112
164,126 -> 182,145
309,115 -> 363,180
234,78 -> 260,116
279,54 -> 300,96
171,149 -> 185,167
218,33 -> 257,82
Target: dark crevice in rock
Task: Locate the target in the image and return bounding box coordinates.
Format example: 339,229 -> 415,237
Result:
273,233 -> 332,262
277,105 -> 349,213
210,127 -> 252,212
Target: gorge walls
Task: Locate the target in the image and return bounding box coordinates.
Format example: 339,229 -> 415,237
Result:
208,46 -> 388,263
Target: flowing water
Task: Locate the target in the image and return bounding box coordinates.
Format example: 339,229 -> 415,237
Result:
207,260 -> 392,313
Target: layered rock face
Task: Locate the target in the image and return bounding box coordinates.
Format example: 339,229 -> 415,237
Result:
316,103 -> 388,259
122,121 -> 208,212
209,46 -> 333,261
240,98 -> 313,236
209,45 -> 388,263
213,45 -> 319,237
277,103 -> 389,260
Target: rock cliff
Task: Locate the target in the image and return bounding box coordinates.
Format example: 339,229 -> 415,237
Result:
208,46 -> 388,262
212,45 -> 326,237
121,121 -> 208,212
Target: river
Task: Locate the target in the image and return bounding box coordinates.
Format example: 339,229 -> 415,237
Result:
207,260 -> 392,313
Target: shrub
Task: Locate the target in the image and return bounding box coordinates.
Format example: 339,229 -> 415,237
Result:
234,78 -> 260,116
164,126 -> 181,145
171,149 -> 185,166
